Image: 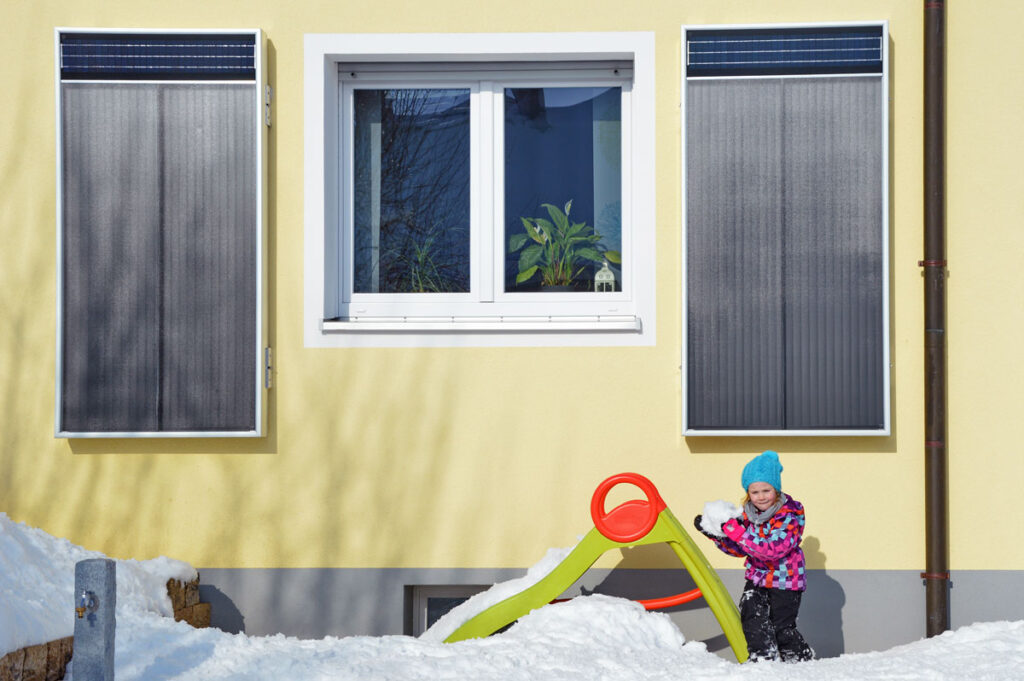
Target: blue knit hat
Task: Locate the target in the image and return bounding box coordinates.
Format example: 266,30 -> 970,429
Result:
741,450 -> 783,492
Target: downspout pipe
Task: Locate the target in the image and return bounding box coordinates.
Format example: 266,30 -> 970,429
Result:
922,0 -> 950,636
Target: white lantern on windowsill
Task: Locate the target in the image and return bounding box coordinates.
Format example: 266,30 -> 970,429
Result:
595,260 -> 615,292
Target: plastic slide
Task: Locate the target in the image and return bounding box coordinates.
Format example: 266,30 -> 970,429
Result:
443,473 -> 749,663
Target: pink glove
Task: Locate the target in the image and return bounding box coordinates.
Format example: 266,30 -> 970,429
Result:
721,518 -> 745,541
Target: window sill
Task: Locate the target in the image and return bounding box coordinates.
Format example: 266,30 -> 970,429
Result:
683,428 -> 891,437
321,315 -> 641,333
56,429 -> 263,439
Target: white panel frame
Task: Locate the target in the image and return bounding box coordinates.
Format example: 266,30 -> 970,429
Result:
54,27 -> 268,438
680,21 -> 891,437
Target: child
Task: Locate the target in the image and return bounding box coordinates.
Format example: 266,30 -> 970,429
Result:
694,450 -> 814,663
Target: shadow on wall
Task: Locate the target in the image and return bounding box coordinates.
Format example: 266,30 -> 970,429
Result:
801,535 -> 846,657
2,25 -> 612,643
199,584 -> 245,634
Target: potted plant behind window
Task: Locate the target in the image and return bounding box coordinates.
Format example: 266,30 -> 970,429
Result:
508,200 -> 621,291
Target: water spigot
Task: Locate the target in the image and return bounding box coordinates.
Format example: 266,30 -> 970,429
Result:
76,590 -> 98,619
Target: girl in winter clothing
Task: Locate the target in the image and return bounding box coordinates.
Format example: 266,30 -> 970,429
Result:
695,450 -> 814,663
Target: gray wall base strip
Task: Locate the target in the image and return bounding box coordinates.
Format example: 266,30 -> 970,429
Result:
197,568 -> 1023,658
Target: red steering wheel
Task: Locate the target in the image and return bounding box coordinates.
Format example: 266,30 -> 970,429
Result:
590,473 -> 667,543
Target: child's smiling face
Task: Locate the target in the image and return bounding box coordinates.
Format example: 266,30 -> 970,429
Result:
747,482 -> 778,511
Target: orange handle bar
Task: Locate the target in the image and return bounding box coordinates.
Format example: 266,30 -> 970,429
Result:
637,588 -> 703,610
551,587 -> 702,610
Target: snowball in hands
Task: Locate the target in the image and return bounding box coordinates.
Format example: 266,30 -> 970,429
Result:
700,500 -> 743,537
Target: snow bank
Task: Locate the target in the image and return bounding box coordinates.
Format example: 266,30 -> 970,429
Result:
105,595 -> 696,681
700,500 -> 743,537
6,511 -> 1024,681
96,602 -> 1024,681
0,512 -> 195,656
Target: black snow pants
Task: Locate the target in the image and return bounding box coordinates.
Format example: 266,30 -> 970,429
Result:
739,581 -> 815,663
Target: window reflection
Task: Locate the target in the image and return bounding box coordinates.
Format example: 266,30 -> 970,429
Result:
504,87 -> 622,292
353,89 -> 471,293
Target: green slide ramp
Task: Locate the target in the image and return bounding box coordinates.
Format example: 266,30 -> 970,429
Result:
443,474 -> 748,663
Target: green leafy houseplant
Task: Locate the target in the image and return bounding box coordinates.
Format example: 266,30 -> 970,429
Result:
508,200 -> 621,288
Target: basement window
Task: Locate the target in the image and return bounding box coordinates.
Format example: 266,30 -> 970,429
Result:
409,585 -> 487,637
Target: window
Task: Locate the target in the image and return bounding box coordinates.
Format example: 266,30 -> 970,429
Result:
682,23 -> 890,435
55,29 -> 267,437
408,585 -> 487,637
305,33 -> 655,347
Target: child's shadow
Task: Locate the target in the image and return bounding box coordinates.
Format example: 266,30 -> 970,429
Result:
802,535 -> 846,657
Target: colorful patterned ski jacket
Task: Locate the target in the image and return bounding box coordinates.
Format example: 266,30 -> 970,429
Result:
711,494 -> 807,591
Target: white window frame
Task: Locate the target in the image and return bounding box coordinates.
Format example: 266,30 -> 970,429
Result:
680,22 -> 891,437
304,33 -> 655,348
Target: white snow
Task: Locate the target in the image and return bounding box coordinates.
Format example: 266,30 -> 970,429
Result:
3,511 -> 1024,681
0,513 -> 194,654
701,500 -> 743,537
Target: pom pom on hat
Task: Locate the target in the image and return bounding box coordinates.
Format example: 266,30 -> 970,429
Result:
742,450 -> 783,492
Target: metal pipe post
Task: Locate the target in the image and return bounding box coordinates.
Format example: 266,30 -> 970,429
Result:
923,0 -> 950,637
73,558 -> 116,681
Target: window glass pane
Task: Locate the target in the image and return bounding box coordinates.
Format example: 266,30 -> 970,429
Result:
426,596 -> 468,629
353,89 -> 471,293
504,87 -> 621,293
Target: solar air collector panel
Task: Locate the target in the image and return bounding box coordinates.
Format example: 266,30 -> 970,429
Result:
687,25 -> 883,78
56,29 -> 263,436
60,32 -> 256,81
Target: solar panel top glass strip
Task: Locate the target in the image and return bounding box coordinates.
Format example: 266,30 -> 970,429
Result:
687,26 -> 884,78
60,33 -> 256,81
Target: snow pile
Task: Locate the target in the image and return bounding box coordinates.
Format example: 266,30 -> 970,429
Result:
700,500 -> 743,537
421,543 -> 577,642
5,511 -> 1024,680
760,620 -> 1024,681
108,595 -> 695,681
98,603 -> 1024,681
0,512 -> 194,656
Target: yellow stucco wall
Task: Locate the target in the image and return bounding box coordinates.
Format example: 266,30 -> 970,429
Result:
1,0 -> 1021,575
944,2 -> 1024,571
